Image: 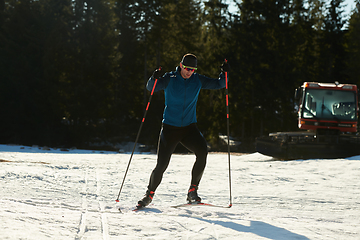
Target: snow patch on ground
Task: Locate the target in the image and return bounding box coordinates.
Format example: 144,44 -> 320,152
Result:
1,144 -> 359,239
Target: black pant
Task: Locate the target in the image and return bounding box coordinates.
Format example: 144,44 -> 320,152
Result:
147,123 -> 208,192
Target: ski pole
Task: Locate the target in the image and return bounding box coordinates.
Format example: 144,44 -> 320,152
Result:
116,67 -> 161,204
224,59 -> 233,207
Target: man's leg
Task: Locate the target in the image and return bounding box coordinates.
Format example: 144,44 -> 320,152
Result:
181,124 -> 208,186
138,125 -> 181,207
147,127 -> 179,191
181,124 -> 208,202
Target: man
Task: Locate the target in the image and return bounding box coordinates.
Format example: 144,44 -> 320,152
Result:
137,53 -> 229,208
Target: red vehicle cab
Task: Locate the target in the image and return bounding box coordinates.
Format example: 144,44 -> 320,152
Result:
296,82 -> 358,134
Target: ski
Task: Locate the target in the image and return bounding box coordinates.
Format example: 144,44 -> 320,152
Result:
171,202 -> 232,209
117,204 -> 145,213
132,204 -> 145,212
131,204 -> 159,212
127,202 -> 232,212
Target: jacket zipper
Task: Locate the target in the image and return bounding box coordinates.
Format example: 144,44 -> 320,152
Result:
181,79 -> 187,127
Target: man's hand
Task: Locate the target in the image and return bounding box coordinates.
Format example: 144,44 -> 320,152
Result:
152,68 -> 162,79
221,61 -> 230,72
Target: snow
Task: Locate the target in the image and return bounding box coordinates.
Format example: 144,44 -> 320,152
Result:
1,144 -> 359,239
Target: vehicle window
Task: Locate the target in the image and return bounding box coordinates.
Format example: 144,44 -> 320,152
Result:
302,89 -> 356,120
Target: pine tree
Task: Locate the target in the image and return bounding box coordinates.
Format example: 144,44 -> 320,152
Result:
0,0 -> 52,144
345,0 -> 360,85
197,0 -> 230,148
318,0 -> 347,83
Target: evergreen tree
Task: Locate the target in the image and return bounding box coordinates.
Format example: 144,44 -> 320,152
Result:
156,0 -> 201,69
345,0 -> 360,85
318,0 -> 347,83
308,0 -> 327,31
0,0 -> 52,144
53,0 -> 120,145
302,0 -> 327,82
113,0 -> 168,144
231,0 -> 298,141
0,0 -> 354,152
197,0 -> 231,148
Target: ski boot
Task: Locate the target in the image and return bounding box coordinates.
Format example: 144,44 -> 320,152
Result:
187,184 -> 201,203
137,189 -> 155,208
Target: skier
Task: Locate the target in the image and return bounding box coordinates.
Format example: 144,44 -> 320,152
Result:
137,53 -> 230,208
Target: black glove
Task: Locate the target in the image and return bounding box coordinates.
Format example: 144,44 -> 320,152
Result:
221,61 -> 230,72
152,68 -> 162,79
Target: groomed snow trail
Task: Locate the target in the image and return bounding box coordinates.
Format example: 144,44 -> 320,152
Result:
1,145 -> 360,239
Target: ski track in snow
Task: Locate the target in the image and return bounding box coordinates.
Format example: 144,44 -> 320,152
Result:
75,163 -> 110,240
1,144 -> 360,239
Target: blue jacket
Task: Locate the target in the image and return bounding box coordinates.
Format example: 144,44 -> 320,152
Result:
147,66 -> 226,127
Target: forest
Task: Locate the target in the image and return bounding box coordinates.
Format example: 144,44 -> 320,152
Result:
1,0 -> 360,152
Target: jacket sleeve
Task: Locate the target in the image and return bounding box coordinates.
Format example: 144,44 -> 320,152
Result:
199,72 -> 226,90
146,73 -> 169,92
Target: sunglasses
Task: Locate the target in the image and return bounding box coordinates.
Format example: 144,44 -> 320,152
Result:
182,65 -> 197,72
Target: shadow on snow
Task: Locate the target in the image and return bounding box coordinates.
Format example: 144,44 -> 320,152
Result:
187,216 -> 310,240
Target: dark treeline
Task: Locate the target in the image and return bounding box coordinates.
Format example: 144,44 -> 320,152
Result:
0,0 -> 360,152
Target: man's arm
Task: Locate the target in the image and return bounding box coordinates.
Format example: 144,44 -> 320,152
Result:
199,73 -> 226,90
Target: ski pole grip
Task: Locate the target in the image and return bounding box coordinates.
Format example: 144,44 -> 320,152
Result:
223,59 -> 228,73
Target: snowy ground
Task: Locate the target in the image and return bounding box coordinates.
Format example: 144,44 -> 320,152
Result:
1,144 -> 359,240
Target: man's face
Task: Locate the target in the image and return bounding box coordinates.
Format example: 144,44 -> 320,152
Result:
180,62 -> 196,79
